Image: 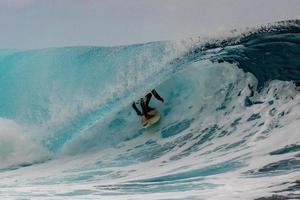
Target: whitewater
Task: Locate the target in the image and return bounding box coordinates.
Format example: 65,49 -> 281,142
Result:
0,20 -> 300,200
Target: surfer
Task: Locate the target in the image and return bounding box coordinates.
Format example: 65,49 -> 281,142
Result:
132,89 -> 164,119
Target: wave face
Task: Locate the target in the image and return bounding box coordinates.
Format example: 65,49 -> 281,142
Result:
0,20 -> 300,199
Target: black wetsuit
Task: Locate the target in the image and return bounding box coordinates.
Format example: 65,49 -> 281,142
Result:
132,89 -> 164,118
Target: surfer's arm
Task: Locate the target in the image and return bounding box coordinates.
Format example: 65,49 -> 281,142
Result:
132,102 -> 142,116
151,89 -> 164,102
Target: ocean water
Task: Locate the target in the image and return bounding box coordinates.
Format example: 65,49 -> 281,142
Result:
0,20 -> 300,200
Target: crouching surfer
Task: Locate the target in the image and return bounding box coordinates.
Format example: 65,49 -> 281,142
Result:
132,89 -> 164,119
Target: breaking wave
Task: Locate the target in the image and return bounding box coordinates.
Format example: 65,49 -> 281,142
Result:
0,20 -> 300,199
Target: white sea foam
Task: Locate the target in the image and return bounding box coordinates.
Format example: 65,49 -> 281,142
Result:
0,118 -> 47,169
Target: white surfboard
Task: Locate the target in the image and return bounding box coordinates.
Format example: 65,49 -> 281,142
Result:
141,109 -> 160,128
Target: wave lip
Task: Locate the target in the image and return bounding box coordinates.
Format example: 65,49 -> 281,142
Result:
177,19 -> 300,88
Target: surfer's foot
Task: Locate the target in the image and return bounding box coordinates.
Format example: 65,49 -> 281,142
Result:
145,114 -> 154,119
147,107 -> 154,111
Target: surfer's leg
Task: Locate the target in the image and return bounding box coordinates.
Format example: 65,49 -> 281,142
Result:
132,102 -> 142,116
145,93 -> 154,111
141,98 -> 154,119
